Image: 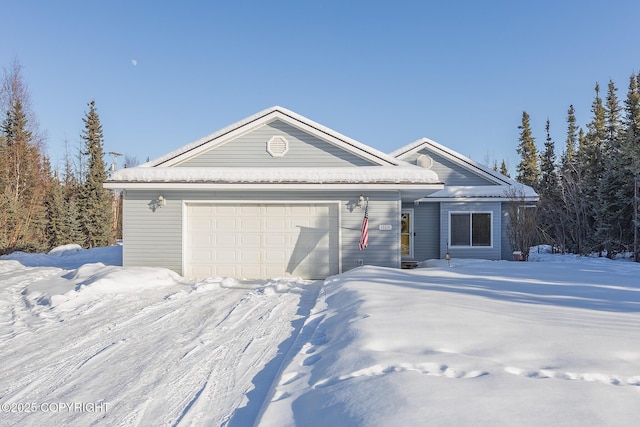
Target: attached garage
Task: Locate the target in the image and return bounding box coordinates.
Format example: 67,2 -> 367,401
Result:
105,106 -> 447,280
184,202 -> 340,279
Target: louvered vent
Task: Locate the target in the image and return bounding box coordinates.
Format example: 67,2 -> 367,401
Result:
417,154 -> 433,169
266,135 -> 289,157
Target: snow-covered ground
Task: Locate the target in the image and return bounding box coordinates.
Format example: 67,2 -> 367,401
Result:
1,245 -> 639,426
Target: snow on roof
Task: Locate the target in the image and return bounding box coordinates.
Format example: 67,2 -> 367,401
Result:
391,137 -> 517,186
418,185 -> 539,202
107,166 -> 441,185
144,106 -> 403,168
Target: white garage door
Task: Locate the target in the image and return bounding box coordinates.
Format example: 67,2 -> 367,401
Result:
185,203 -> 339,279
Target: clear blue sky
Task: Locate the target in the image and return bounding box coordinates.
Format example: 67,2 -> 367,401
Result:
2,0 -> 639,173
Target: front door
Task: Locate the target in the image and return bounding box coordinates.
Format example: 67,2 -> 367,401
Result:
401,209 -> 414,258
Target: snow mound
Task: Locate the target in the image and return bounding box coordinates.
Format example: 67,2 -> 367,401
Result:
51,264 -> 186,310
48,243 -> 83,256
1,245 -> 122,269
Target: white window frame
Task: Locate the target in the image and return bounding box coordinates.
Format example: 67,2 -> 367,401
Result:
448,211 -> 493,248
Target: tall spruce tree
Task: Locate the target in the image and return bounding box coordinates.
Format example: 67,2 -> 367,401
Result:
595,80 -> 624,255
78,100 -> 114,248
559,107 -> 588,254
577,83 -> 607,253
45,170 -> 68,249
538,119 -> 562,248
561,105 -> 578,171
500,160 -> 510,177
62,145 -> 84,245
539,119 -> 560,199
516,111 -> 540,189
620,73 -> 640,260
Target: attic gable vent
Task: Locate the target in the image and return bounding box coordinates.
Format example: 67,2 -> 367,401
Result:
417,154 -> 433,169
266,135 -> 289,157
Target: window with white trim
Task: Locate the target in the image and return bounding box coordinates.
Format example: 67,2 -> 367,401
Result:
450,212 -> 492,247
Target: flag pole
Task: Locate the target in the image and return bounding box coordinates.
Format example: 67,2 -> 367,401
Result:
359,198 -> 369,257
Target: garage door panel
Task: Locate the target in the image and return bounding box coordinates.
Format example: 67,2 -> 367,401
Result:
266,205 -> 287,215
265,234 -> 286,246
239,250 -> 261,263
190,250 -> 213,263
191,234 -> 213,247
214,205 -> 239,216
240,218 -> 261,231
240,205 -> 262,215
215,234 -> 238,246
190,217 -> 212,230
265,218 -> 287,230
214,218 -> 238,229
265,250 -> 287,262
239,234 -> 263,247
186,203 -> 339,279
290,205 -> 314,215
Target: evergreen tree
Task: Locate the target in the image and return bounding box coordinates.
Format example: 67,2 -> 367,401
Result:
0,98 -> 48,253
62,146 -> 84,244
578,83 -> 607,253
77,100 -> 114,248
500,160 -> 510,177
559,112 -> 589,254
45,171 -> 68,249
516,111 -> 540,189
595,80 -> 624,255
619,73 -> 640,260
561,105 -> 578,172
539,119 -> 560,199
538,119 -> 563,248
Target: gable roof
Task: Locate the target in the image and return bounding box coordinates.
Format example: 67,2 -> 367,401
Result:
391,137 -> 514,186
105,107 -> 443,191
145,106 -> 405,168
391,137 -> 538,202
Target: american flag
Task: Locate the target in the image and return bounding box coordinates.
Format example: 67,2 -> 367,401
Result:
359,201 -> 369,250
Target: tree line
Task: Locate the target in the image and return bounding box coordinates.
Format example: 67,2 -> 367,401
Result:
514,73 -> 640,261
0,62 -> 117,254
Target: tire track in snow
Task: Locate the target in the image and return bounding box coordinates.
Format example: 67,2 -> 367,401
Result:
0,264 -> 318,427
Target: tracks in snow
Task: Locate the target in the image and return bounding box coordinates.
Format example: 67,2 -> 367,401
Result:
0,273 -> 321,427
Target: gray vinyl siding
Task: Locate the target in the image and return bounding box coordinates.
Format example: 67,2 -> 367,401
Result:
122,190 -> 183,274
440,201 -> 502,260
121,189 -> 401,278
408,202 -> 440,261
403,149 -> 498,186
177,120 -> 376,168
340,192 -> 400,272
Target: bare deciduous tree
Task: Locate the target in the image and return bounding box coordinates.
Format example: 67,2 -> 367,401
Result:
505,187 -> 539,261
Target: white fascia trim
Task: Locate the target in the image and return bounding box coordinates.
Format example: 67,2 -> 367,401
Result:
105,182 -> 445,191
272,109 -> 400,166
418,196 -> 539,203
152,111 -> 276,167
392,137 -> 512,186
148,106 -> 401,167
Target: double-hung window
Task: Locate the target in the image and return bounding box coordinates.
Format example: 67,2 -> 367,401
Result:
450,212 -> 492,247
